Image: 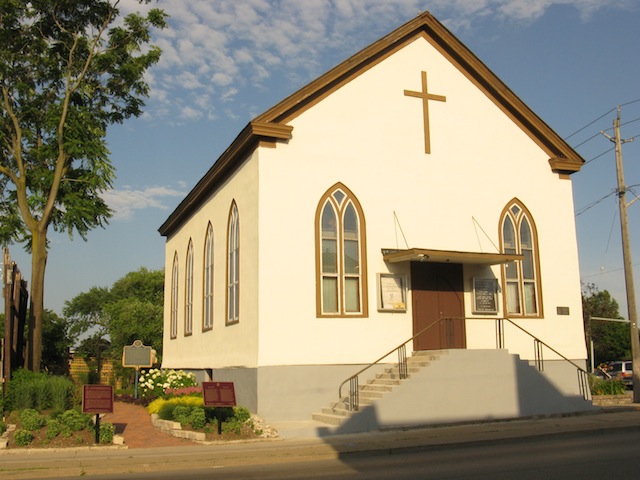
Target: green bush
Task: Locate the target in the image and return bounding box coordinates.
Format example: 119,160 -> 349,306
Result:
99,422 -> 115,444
590,375 -> 627,395
59,409 -> 92,431
189,408 -> 206,429
0,421 -> 6,436
13,429 -> 34,447
172,405 -> 192,425
19,409 -> 46,431
45,419 -> 65,440
157,402 -> 178,421
6,370 -> 74,412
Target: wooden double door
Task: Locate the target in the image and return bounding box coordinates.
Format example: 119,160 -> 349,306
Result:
411,262 -> 466,351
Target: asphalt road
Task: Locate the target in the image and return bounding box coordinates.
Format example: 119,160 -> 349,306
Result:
79,428 -> 640,480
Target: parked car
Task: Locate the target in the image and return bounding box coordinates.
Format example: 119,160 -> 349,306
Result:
606,361 -> 633,387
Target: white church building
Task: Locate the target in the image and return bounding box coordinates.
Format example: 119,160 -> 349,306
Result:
159,12 -> 594,432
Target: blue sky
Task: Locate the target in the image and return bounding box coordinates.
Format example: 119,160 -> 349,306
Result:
4,0 -> 640,319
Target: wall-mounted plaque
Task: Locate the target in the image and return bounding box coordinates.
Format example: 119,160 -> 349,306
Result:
377,274 -> 407,312
473,277 -> 498,314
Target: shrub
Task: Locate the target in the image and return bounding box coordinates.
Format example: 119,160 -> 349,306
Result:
189,408 -> 206,429
99,422 -> 115,444
13,429 -> 34,447
138,369 -> 197,399
45,419 -> 66,440
5,370 -> 75,412
19,409 -> 46,431
590,375 -> 627,396
0,421 -> 6,436
148,395 -> 203,415
172,405 -> 193,425
59,409 -> 92,431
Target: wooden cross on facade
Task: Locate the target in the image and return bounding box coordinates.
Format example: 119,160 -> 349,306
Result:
404,70 -> 446,154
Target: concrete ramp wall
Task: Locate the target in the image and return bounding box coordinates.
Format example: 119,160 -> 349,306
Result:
333,349 -> 596,434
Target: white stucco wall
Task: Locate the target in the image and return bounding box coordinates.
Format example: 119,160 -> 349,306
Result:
162,151 -> 261,369
162,34 -> 586,373
255,36 -> 585,366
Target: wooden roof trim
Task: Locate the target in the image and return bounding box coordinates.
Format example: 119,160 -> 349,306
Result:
158,122 -> 292,236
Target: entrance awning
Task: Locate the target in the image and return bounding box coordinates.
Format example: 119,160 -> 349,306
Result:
381,248 -> 523,265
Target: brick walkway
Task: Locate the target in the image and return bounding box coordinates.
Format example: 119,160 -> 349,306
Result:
102,401 -> 196,448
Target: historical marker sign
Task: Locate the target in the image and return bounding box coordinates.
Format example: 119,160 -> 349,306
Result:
202,382 -> 236,407
82,385 -> 114,414
122,340 -> 153,368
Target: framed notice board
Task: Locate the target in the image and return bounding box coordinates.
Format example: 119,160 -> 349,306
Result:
473,277 -> 498,314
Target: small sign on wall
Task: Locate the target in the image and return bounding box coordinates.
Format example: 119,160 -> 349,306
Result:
377,274 -> 407,312
473,277 -> 498,314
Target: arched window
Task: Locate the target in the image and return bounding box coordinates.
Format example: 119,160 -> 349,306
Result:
203,223 -> 214,331
227,202 -> 240,324
500,199 -> 542,317
170,252 -> 179,339
185,240 -> 194,335
315,183 -> 368,317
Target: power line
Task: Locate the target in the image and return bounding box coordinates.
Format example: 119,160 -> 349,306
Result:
575,190 -> 617,216
565,100 -> 640,143
584,146 -> 614,165
565,106 -> 616,140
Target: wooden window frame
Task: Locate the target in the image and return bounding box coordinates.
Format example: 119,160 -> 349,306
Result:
184,240 -> 194,336
499,199 -> 543,318
170,252 -> 179,339
203,222 -> 214,331
315,182 -> 368,318
226,201 -> 240,325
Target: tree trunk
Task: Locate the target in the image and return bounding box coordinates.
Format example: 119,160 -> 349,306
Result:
27,229 -> 48,372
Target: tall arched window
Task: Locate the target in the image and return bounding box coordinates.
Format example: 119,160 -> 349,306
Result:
170,252 -> 179,339
184,240 -> 194,335
203,223 -> 214,331
227,202 -> 240,325
315,183 -> 368,317
500,199 -> 542,317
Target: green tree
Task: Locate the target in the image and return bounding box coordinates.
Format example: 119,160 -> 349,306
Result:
0,0 -> 167,371
64,267 -> 164,359
582,283 -> 630,366
41,309 -> 73,375
1,309 -> 72,374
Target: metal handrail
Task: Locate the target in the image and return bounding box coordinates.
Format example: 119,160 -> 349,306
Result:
338,316 -> 592,411
338,317 -> 446,410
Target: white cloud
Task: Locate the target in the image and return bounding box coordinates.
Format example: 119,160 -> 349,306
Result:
121,0 -> 637,121
102,186 -> 186,220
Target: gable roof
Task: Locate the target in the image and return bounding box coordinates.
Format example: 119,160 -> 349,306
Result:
159,11 -> 584,237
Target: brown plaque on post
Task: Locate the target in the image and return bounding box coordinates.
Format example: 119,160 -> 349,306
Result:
202,382 -> 236,407
82,385 -> 114,414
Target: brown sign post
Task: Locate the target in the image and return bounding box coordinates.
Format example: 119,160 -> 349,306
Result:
202,382 -> 236,434
82,385 -> 113,443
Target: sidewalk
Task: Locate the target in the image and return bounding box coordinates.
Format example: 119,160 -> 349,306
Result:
1,404 -> 640,479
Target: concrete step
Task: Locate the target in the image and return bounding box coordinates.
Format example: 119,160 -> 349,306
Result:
311,412 -> 345,425
369,378 -> 401,386
360,383 -> 393,393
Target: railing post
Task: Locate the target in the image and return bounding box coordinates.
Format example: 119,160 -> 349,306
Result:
349,376 -> 359,411
496,318 -> 505,349
398,344 -> 407,379
534,339 -> 544,371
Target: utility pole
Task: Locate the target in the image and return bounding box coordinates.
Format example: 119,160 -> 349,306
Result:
602,106 -> 640,403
